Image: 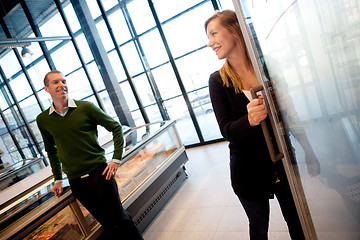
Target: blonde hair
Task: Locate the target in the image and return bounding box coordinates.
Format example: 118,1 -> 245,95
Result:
205,10 -> 252,93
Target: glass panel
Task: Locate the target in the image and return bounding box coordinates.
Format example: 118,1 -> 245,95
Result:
188,89 -> 221,141
108,50 -> 126,82
87,61 -> 105,90
162,3 -> 213,58
4,107 -> 23,130
120,41 -> 144,76
239,0 -> 360,238
75,33 -> 94,64
0,83 -> 14,109
108,9 -> 132,45
176,48 -> 224,92
120,81 -> 139,111
66,68 -> 93,100
38,89 -> 53,110
219,0 -> 236,10
151,64 -> 181,99
113,122 -> 181,201
51,42 -> 82,75
19,97 -> 42,123
127,0 -> 156,35
133,74 -> 155,106
96,20 -> 114,52
163,98 -> 199,145
131,109 -> 145,127
98,90 -> 116,118
23,205 -> 83,239
102,0 -> 118,11
0,51 -> 21,79
139,29 -> 169,68
26,59 -> 51,91
9,74 -> 33,101
39,12 -> 69,50
63,3 -> 81,33
152,0 -> 203,22
144,105 -> 162,123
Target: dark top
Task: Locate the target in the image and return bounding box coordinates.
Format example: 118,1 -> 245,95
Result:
209,71 -> 277,200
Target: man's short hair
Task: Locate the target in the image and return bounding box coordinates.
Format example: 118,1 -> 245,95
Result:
44,70 -> 63,86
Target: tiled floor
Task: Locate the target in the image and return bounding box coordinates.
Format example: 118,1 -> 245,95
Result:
143,141 -> 292,240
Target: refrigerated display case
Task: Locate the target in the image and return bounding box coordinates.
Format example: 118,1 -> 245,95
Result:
0,157 -> 46,192
0,120 -> 188,239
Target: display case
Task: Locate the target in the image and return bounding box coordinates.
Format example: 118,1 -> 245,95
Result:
0,120 -> 188,239
0,157 -> 46,192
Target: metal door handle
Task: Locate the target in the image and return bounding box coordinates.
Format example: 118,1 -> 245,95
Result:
250,85 -> 283,162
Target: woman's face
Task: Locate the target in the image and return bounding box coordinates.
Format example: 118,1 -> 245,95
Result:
207,17 -> 238,60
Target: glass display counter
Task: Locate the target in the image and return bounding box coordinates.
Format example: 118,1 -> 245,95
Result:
0,120 -> 188,239
0,157 -> 45,192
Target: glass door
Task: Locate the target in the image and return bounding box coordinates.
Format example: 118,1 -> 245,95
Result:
233,0 -> 360,239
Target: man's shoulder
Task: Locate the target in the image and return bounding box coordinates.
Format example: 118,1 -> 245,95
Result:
36,108 -> 50,121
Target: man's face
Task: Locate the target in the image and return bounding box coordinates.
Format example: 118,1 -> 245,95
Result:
44,72 -> 68,101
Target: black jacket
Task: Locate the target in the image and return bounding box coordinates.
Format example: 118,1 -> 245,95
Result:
209,71 -> 278,200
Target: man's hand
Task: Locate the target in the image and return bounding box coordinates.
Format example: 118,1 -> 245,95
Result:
51,182 -> 63,196
103,161 -> 120,180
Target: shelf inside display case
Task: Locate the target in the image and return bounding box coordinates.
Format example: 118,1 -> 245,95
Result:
0,120 -> 188,239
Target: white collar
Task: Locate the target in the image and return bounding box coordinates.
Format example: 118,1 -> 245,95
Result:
49,98 -> 77,115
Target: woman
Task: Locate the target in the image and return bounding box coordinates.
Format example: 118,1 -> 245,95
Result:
205,10 -> 305,240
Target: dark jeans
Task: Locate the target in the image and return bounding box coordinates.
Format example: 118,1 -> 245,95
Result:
238,181 -> 305,240
69,165 -> 143,240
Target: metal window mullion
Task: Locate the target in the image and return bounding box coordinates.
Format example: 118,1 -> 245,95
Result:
121,5 -> 170,121
96,0 -> 149,123
0,66 -> 45,160
147,0 -> 205,143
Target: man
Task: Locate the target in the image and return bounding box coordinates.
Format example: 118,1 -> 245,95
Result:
36,70 -> 143,239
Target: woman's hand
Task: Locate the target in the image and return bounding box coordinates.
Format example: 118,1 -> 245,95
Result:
247,95 -> 267,126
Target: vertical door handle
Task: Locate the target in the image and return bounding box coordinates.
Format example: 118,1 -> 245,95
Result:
250,85 -> 284,162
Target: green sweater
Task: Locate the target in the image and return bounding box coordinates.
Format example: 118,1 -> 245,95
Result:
36,100 -> 124,180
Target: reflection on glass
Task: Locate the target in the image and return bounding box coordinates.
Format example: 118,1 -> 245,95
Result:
240,0 -> 360,238
144,105 -> 163,123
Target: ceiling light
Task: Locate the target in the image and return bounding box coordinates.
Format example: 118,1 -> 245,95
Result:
21,47 -> 33,58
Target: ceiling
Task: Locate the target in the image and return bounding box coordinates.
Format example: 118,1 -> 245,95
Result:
0,0 -> 62,55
